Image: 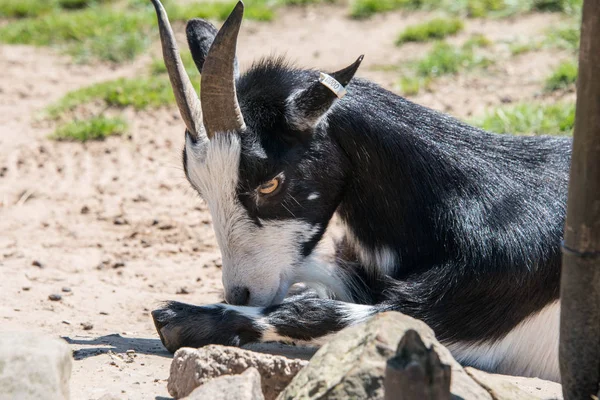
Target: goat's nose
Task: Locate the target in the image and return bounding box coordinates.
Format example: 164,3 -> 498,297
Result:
226,286 -> 250,306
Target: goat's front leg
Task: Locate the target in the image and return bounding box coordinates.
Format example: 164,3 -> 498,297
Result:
152,295 -> 377,353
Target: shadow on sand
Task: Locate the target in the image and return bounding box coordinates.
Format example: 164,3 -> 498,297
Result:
63,333 -> 171,360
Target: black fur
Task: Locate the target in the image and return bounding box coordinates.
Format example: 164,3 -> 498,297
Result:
159,17 -> 571,366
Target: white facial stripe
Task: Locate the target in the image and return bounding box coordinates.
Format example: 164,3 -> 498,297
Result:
185,135 -> 321,306
447,301 -> 560,382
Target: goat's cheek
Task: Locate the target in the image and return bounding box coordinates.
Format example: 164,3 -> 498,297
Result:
221,261 -> 283,306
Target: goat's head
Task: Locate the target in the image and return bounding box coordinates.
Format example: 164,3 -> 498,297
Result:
152,0 -> 362,306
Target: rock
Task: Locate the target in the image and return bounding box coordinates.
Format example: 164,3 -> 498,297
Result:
182,368 -> 264,400
277,311 -> 491,400
168,345 -> 308,400
80,322 -> 93,331
48,293 -> 62,301
384,329 -> 451,400
0,332 -> 72,400
465,367 -> 563,400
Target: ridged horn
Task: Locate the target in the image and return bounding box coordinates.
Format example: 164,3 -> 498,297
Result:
200,1 -> 246,137
151,0 -> 204,139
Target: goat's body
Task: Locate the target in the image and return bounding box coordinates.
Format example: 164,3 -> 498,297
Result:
153,55 -> 571,381
318,77 -> 570,381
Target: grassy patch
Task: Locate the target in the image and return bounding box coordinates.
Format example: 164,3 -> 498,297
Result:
509,40 -> 543,55
399,40 -> 492,95
545,25 -> 580,51
277,0 -> 337,4
416,41 -> 491,77
0,7 -> 153,63
350,0 -> 421,19
464,34 -> 492,48
473,103 -> 575,135
530,0 -> 582,14
545,60 -> 577,91
349,0 -> 581,18
150,50 -> 200,80
47,77 -> 176,119
50,116 -> 127,141
396,17 -> 464,45
0,0 -> 55,18
165,1 -> 275,22
0,0 -> 114,18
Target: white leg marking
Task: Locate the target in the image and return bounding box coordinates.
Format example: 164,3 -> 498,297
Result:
447,301 -> 560,382
260,302 -> 375,347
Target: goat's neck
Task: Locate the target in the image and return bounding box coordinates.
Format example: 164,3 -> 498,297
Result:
326,89 -> 464,272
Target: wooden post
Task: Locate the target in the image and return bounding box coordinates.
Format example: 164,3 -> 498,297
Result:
384,329 -> 451,400
560,1 -> 600,399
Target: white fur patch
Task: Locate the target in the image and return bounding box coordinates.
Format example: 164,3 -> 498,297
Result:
307,192 -> 320,201
447,301 -> 560,382
342,222 -> 397,276
285,89 -> 331,130
185,134 -> 321,306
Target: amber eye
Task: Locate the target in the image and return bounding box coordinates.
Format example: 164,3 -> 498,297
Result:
258,177 -> 280,195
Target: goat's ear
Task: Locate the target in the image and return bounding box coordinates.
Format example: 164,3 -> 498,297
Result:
186,18 -> 239,78
287,55 -> 364,131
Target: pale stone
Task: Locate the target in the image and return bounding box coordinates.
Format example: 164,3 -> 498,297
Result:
277,311 -> 492,400
466,367 -> 563,400
183,368 -> 264,400
0,332 -> 72,400
168,345 -> 308,400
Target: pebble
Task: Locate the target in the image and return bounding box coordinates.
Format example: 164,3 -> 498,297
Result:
81,322 -> 93,331
112,262 -> 125,269
48,294 -> 62,301
113,217 -> 127,226
80,205 -> 90,214
22,286 -> 31,291
32,260 -> 44,268
61,287 -> 72,293
176,287 -> 191,295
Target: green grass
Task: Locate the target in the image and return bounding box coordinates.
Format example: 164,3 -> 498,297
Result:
0,0 -> 287,63
149,50 -> 200,81
416,41 -> 491,77
0,0 -> 114,18
463,33 -> 492,48
349,0 -> 581,18
50,116 -> 128,141
350,0 -> 421,19
165,1 -> 275,22
47,76 -> 176,119
473,103 -> 575,135
0,0 -> 55,18
0,7 -> 153,63
396,17 -> 464,45
545,60 -> 577,91
545,25 -> 580,51
398,40 -> 492,95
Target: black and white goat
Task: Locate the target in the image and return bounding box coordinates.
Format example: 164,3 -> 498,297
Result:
149,0 -> 571,382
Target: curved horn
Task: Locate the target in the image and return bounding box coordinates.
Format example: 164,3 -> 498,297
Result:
201,1 -> 246,137
151,0 -> 204,140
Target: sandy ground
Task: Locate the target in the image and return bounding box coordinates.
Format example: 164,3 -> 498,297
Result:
0,5 -> 574,399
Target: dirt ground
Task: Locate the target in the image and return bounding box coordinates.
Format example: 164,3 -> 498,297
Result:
0,5 -> 573,400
